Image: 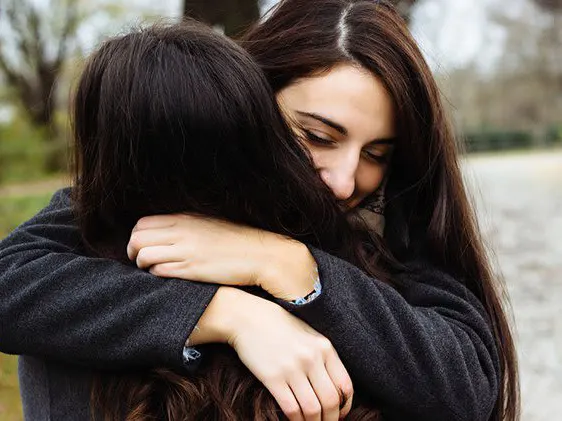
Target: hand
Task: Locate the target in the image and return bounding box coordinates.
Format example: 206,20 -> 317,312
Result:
195,287 -> 354,421
127,214 -> 318,300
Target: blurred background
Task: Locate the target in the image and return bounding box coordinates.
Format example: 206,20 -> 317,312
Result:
0,0 -> 560,419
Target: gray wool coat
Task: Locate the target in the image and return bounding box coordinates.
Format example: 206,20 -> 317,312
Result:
0,189 -> 499,421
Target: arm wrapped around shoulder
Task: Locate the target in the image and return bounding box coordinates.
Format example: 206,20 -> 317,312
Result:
277,247 -> 500,421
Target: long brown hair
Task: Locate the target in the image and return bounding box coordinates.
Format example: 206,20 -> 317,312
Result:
73,21 -> 379,420
241,0 -> 519,420
91,347 -> 380,420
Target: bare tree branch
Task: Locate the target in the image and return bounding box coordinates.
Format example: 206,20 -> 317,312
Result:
0,0 -> 83,170
55,0 -> 80,69
0,0 -> 81,129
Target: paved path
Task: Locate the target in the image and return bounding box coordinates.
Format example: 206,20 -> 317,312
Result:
463,150 -> 562,420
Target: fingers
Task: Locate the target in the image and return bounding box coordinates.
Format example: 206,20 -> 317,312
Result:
307,361 -> 342,421
132,214 -> 183,232
288,373 -> 322,421
324,347 -> 354,419
149,261 -> 195,279
262,380 -> 304,421
127,229 -> 178,261
339,393 -> 353,420
134,245 -> 182,270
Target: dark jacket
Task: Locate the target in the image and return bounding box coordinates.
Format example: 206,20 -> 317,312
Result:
0,188 -> 499,420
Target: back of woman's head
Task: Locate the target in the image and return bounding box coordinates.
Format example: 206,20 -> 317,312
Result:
241,1 -> 519,419
74,20 -> 380,421
97,346 -> 381,421
73,20 -> 347,260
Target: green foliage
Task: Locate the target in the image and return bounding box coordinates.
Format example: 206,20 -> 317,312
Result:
463,126 -> 562,153
463,129 -> 535,153
0,111 -> 68,184
0,193 -> 53,238
0,354 -> 21,421
545,125 -> 562,145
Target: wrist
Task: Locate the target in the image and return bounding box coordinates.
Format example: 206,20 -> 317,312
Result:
257,237 -> 318,301
187,286 -> 247,345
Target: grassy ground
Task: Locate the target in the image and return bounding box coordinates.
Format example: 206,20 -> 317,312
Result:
0,354 -> 21,421
0,186 -> 60,421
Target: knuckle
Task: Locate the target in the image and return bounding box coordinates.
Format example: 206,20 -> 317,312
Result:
316,337 -> 333,354
262,371 -> 281,384
301,400 -> 321,417
149,264 -> 164,276
297,349 -> 316,369
283,365 -> 301,381
282,401 -> 300,417
339,379 -> 354,402
262,365 -> 288,384
135,216 -> 152,230
128,231 -> 142,248
129,231 -> 139,248
136,248 -> 152,266
342,379 -> 354,396
321,390 -> 340,410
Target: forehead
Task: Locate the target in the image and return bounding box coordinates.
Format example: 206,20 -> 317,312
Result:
277,64 -> 396,139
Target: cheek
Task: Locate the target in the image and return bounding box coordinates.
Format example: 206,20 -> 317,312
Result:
356,163 -> 386,199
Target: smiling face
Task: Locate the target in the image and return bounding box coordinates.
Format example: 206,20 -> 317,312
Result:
277,64 -> 396,210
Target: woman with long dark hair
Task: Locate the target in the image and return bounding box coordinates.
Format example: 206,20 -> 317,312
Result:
73,20 -> 380,420
0,1 -> 519,420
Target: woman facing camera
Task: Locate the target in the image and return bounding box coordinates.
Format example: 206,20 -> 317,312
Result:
0,1 -> 519,420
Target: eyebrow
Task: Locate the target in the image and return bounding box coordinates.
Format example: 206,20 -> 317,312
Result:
296,110 -> 396,145
296,111 -> 348,136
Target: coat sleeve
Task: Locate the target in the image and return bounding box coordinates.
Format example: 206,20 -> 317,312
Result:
278,247 -> 500,421
0,188 -> 218,370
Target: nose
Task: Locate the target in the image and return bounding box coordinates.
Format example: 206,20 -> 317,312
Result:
319,162 -> 357,201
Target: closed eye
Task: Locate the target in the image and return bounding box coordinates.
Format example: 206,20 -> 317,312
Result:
362,149 -> 390,164
302,129 -> 335,146
362,142 -> 394,164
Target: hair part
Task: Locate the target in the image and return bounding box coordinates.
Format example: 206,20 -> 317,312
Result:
337,4 -> 353,59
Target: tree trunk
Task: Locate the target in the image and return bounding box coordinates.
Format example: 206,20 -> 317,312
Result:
182,1 -> 417,33
0,0 -> 80,173
183,0 -> 260,37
